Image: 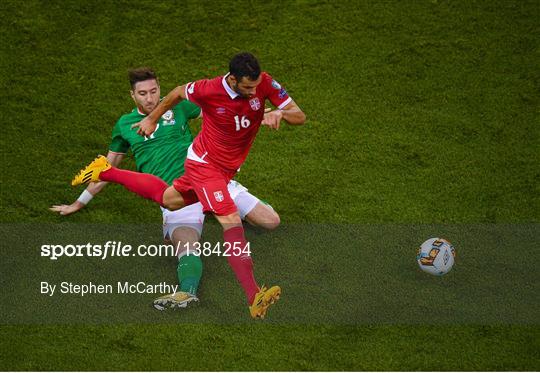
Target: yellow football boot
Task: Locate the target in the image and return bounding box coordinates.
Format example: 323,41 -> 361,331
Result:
71,155 -> 111,186
249,285 -> 281,319
153,292 -> 199,310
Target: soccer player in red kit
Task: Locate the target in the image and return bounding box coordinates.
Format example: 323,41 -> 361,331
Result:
72,52 -> 306,318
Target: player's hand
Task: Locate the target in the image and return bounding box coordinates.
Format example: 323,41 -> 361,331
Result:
49,201 -> 85,216
262,110 -> 283,130
131,116 -> 157,136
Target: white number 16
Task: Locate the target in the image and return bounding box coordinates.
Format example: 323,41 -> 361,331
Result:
234,115 -> 251,131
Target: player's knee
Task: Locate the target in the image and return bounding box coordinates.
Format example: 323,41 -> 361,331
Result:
245,203 -> 280,231
163,198 -> 186,211
171,227 -> 200,257
262,211 -> 280,231
163,200 -> 180,211
162,187 -> 185,211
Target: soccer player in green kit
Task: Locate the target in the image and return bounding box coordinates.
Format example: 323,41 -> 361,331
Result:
51,67 -> 280,310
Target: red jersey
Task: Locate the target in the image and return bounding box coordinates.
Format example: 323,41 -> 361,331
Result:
184,72 -> 292,172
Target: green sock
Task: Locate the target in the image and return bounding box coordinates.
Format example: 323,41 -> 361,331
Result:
177,254 -> 202,295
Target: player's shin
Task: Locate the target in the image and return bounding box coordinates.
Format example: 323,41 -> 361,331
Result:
223,226 -> 259,304
99,167 -> 168,206
177,251 -> 203,295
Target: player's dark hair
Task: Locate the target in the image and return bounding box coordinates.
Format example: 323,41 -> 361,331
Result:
229,52 -> 261,82
128,67 -> 158,89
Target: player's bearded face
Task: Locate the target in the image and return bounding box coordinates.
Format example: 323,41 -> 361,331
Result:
232,76 -> 262,98
131,79 -> 160,114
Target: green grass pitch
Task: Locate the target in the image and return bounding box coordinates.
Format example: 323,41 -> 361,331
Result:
1,0 -> 539,370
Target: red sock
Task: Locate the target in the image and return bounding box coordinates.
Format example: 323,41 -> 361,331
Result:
100,167 -> 167,206
223,226 -> 259,304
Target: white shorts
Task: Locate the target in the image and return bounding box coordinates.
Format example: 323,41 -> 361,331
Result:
161,180 -> 260,239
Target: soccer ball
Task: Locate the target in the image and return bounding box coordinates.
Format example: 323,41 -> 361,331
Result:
417,238 -> 456,276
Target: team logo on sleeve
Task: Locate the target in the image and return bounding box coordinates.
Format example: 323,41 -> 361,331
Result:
271,80 -> 282,89
278,88 -> 288,99
214,191 -> 224,202
249,97 -> 261,111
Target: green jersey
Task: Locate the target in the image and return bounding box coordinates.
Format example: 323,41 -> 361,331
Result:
109,100 -> 200,185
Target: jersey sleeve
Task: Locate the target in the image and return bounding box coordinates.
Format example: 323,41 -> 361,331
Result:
184,79 -> 211,108
179,100 -> 201,120
109,120 -> 130,154
263,73 -> 292,109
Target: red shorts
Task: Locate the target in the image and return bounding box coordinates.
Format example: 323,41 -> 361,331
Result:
173,159 -> 237,216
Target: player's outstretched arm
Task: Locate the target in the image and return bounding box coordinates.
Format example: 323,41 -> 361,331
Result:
49,152 -> 124,216
280,100 -> 306,125
262,100 -> 306,129
132,85 -> 188,136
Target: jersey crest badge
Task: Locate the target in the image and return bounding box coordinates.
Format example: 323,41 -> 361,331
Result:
214,191 -> 224,202
249,97 -> 261,111
161,110 -> 176,126
162,110 -> 173,121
